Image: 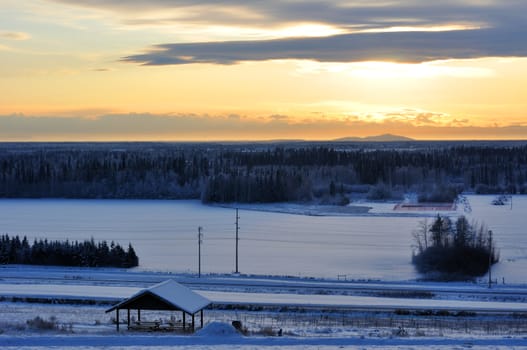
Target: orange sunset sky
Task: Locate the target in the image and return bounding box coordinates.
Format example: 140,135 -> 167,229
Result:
1,0 -> 526,141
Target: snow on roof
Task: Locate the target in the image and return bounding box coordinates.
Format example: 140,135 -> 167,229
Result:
106,279 -> 211,314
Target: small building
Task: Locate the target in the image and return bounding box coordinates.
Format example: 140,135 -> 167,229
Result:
106,279 -> 211,332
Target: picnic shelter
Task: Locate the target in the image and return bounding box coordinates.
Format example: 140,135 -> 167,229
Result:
106,279 -> 211,332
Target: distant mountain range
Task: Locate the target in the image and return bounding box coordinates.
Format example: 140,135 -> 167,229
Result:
333,134 -> 414,142
223,133 -> 415,143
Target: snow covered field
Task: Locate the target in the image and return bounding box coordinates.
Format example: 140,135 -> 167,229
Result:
0,195 -> 525,282
1,195 -> 526,348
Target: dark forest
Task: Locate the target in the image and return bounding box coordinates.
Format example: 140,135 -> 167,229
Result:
1,141 -> 526,203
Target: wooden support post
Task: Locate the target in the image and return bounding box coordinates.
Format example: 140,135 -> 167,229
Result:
183,312 -> 186,330
116,309 -> 120,331
127,309 -> 130,328
200,310 -> 204,329
138,309 -> 141,322
192,313 -> 195,332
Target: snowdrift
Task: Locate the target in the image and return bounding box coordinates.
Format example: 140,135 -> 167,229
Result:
195,322 -> 242,337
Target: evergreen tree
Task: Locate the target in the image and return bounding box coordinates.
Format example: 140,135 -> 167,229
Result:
0,234 -> 138,268
429,215 -> 446,247
454,216 -> 472,248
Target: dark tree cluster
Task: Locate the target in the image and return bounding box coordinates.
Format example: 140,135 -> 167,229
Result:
201,168 -> 312,203
0,234 -> 139,268
0,141 -> 526,203
0,143 -> 208,199
412,216 -> 499,280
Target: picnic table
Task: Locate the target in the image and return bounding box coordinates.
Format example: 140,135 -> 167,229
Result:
128,320 -> 191,332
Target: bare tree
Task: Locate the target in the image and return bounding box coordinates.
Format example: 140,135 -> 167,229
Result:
412,218 -> 429,254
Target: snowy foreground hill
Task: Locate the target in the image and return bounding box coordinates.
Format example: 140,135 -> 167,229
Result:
1,267 -> 527,349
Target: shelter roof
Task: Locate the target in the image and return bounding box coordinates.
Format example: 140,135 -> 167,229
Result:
106,279 -> 211,314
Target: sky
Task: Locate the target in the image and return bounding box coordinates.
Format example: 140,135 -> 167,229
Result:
1,0 -> 526,141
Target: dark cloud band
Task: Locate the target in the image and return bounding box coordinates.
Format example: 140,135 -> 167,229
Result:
122,25 -> 527,65
47,0 -> 527,64
1,114 -> 526,141
50,0 -> 525,30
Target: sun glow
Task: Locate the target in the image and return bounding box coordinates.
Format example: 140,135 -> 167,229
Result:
179,22 -> 348,41
360,24 -> 484,34
295,60 -> 495,79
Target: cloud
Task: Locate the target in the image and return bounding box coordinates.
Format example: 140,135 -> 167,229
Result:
383,110 -> 449,125
48,1 -> 524,30
44,1 -> 527,64
0,113 -> 298,139
1,113 -> 526,141
0,31 -> 31,40
122,24 -> 527,65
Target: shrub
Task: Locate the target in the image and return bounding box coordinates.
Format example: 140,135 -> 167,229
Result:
413,246 -> 497,277
414,329 -> 426,337
418,184 -> 461,203
392,326 -> 408,337
26,316 -> 57,331
257,326 -> 276,336
455,311 -> 476,317
435,310 -> 452,317
394,309 -> 410,316
366,183 -> 393,200
231,320 -> 242,330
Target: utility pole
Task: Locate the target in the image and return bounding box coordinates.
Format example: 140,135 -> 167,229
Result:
488,230 -> 493,288
235,208 -> 240,274
198,226 -> 203,278
424,218 -> 428,249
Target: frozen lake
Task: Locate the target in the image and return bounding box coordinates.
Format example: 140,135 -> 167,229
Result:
0,196 -> 525,282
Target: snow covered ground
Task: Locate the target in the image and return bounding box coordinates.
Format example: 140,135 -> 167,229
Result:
1,267 -> 527,348
2,334 -> 527,349
0,195 -> 525,282
3,335 -> 527,349
1,295 -> 526,349
0,195 -> 526,348
1,301 -> 526,349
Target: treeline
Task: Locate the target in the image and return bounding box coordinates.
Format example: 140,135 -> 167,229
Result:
0,235 -> 139,268
0,142 -> 526,203
412,216 -> 499,279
